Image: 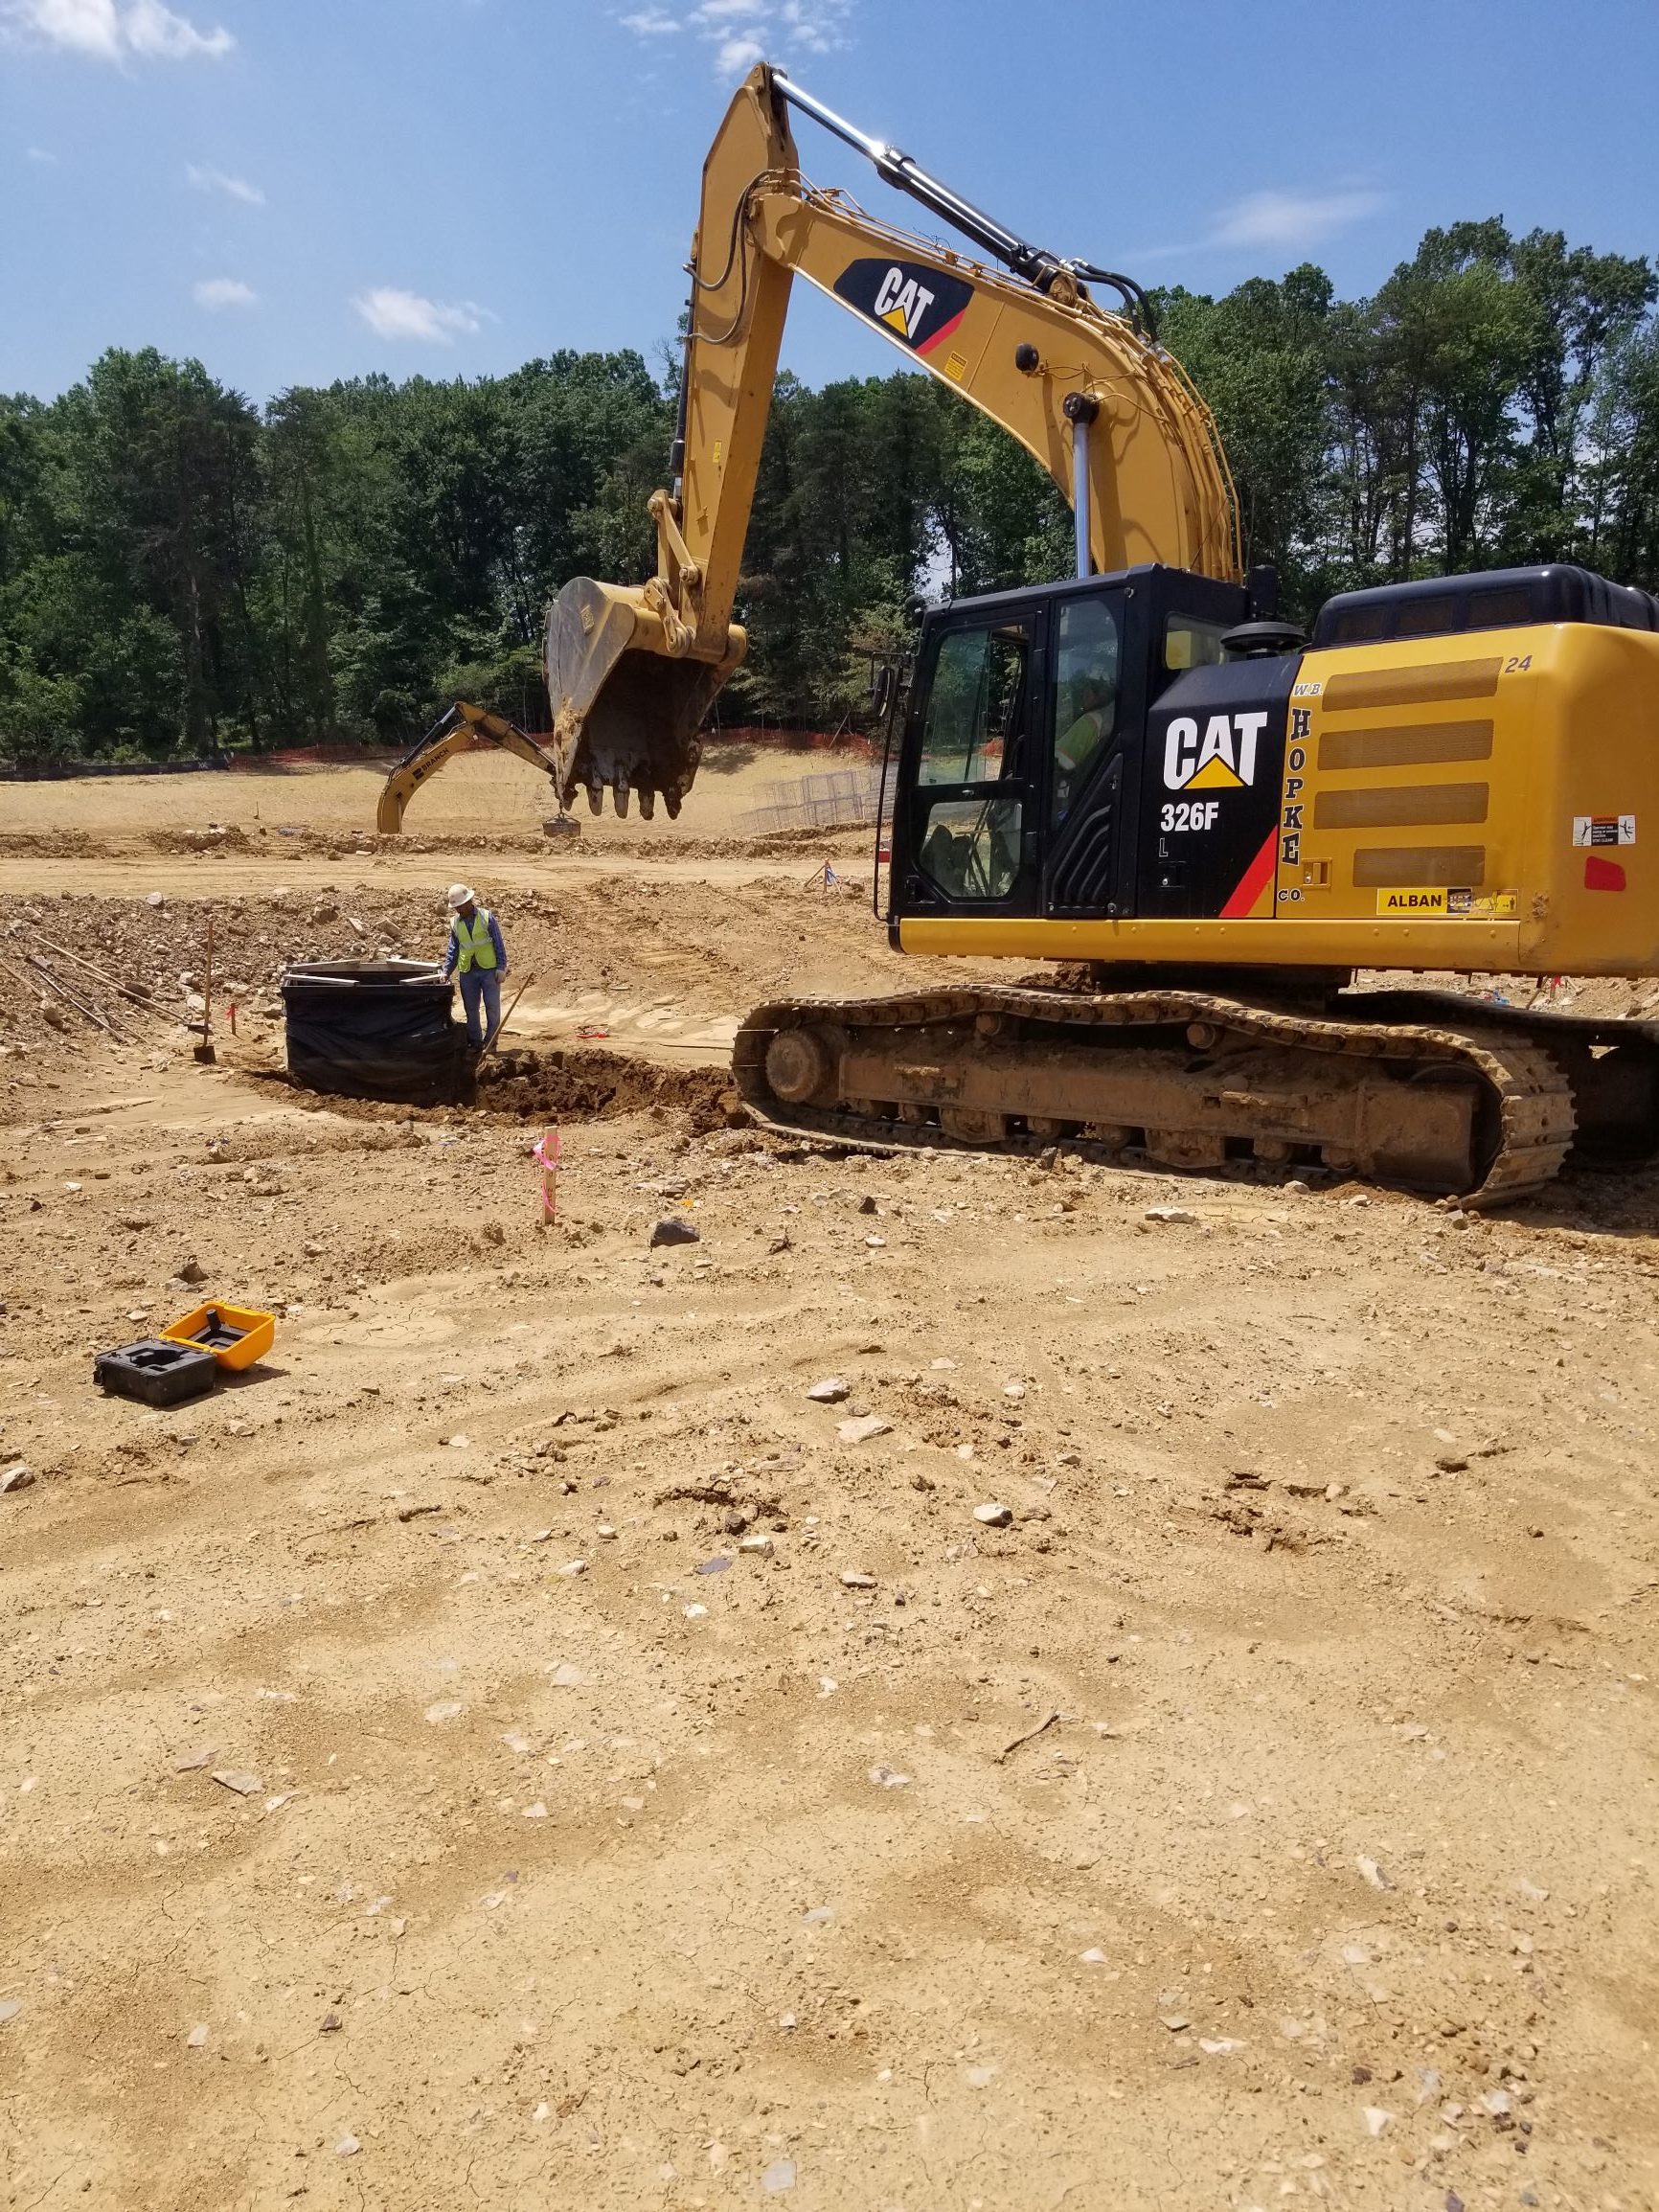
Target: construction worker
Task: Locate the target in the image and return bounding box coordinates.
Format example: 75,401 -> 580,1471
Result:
1052,672 -> 1116,822
442,884 -> 509,1050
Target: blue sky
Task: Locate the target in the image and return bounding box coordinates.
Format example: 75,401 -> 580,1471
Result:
3,0 -> 1657,404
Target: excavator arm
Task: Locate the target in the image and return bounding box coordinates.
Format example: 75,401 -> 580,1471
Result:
544,63 -> 1240,819
376,700 -> 566,834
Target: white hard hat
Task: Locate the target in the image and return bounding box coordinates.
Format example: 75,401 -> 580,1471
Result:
444,883 -> 477,911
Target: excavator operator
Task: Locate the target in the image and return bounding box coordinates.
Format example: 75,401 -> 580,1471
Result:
1052,672 -> 1116,822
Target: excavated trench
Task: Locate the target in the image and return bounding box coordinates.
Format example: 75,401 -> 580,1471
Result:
477,1044 -> 739,1132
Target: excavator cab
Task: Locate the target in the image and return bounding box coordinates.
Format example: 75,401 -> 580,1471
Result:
889,564 -> 1257,934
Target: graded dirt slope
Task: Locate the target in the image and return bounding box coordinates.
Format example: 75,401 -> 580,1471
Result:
0,741 -> 863,850
1,825 -> 1657,2211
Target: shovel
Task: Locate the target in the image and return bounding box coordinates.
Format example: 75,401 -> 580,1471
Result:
476,973 -> 534,1068
193,911 -> 216,1064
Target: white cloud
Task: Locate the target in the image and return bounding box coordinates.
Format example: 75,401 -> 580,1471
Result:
5,0 -> 121,57
715,31 -> 761,72
25,143 -> 58,162
618,0 -> 852,77
124,0 -> 230,56
1206,186 -> 1386,255
2,0 -> 232,60
352,286 -> 486,345
193,276 -> 256,309
777,0 -> 841,51
187,161 -> 264,206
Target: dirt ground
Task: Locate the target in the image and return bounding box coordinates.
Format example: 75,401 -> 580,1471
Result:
2,764 -> 1657,2212
0,742 -> 850,850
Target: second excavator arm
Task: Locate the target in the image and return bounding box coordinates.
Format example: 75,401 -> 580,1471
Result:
376,700 -> 565,834
544,63 -> 1240,819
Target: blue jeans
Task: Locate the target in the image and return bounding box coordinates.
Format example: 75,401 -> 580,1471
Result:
458,968 -> 502,1048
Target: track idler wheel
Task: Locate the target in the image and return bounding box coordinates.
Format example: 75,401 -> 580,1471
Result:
763,1026 -> 833,1105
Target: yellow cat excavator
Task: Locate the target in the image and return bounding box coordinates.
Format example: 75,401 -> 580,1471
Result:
541,63 -> 1659,1201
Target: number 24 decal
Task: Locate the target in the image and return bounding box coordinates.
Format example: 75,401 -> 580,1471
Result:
1503,653 -> 1533,673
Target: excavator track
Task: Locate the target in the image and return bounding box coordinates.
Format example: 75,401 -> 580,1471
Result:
731,986 -> 1617,1205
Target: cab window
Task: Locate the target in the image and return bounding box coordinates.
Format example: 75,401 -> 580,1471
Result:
918,621 -> 1029,786
918,797 -> 1023,901
1052,594 -> 1123,824
1164,614 -> 1230,673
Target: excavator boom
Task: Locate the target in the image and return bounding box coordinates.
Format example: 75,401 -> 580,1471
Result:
544,64 -> 1239,818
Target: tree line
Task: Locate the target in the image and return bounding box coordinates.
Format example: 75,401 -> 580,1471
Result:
2,217 -> 1656,763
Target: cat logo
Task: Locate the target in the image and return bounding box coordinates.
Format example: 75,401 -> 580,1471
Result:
874,266 -> 936,339
1163,710 -> 1269,792
831,256 -> 974,360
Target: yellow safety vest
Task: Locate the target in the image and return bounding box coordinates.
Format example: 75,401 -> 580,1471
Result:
453,907 -> 498,973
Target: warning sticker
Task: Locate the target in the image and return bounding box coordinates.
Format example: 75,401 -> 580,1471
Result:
1572,814 -> 1635,847
1376,888 -> 1447,915
1447,888 -> 1519,918
1376,887 -> 1519,917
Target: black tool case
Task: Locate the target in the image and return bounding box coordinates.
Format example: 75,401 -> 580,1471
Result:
93,1338 -> 219,1406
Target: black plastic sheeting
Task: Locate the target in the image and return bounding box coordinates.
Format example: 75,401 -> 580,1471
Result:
283,959 -> 465,1106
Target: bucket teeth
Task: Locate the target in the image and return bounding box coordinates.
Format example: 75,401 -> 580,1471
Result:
543,575 -> 743,828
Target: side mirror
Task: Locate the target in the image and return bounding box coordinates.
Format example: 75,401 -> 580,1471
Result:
872,664 -> 894,721
903,594 -> 926,627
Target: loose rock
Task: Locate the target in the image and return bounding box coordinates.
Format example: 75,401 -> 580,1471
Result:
649,1217 -> 700,1248
973,1501 -> 1012,1528
837,1414 -> 891,1444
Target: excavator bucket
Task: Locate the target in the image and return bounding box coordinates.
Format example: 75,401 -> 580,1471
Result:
543,577 -> 744,819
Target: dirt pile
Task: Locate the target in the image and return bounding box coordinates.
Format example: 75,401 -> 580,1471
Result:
481,1045 -> 739,1131
0,871 -> 909,1104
